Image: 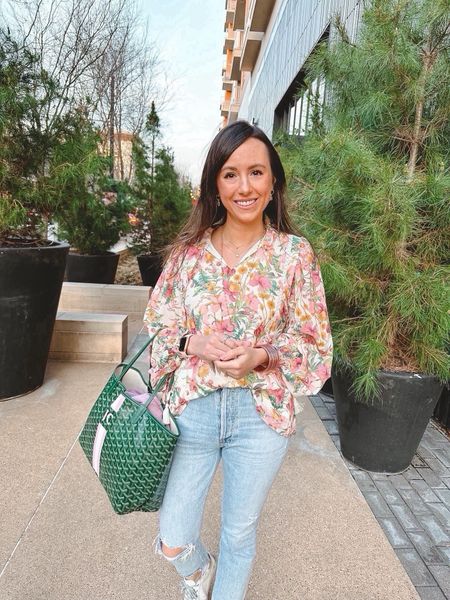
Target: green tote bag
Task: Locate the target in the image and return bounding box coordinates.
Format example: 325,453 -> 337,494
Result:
79,331 -> 179,515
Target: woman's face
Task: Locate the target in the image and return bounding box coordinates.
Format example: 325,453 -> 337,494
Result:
216,137 -> 274,228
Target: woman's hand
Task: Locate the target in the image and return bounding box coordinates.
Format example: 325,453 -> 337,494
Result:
214,346 -> 268,379
187,333 -> 242,362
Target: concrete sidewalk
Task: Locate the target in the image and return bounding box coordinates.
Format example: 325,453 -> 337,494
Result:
0,356 -> 419,600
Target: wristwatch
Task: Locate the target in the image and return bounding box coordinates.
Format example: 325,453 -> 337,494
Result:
179,335 -> 189,353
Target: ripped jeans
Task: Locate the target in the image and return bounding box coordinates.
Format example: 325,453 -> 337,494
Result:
155,387 -> 289,600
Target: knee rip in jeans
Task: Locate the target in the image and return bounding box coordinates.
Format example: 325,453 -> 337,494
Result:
247,514 -> 258,526
154,535 -> 195,562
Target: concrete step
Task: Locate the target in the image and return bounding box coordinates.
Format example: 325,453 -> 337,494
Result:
49,311 -> 128,363
58,282 -> 150,318
58,282 -> 151,345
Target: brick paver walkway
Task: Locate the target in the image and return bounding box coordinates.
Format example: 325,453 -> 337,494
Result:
312,392 -> 450,600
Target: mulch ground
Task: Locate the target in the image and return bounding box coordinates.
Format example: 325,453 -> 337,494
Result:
115,251 -> 142,286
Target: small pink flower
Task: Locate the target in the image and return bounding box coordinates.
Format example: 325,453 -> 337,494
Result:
164,283 -> 174,297
249,273 -> 271,289
311,269 -> 322,286
248,295 -> 260,311
272,387 -> 284,402
292,357 -> 303,370
298,372 -> 314,389
223,279 -> 232,293
216,320 -> 234,333
254,323 -> 264,337
199,302 -> 221,317
186,246 -> 200,259
316,362 -> 331,380
300,323 -> 317,338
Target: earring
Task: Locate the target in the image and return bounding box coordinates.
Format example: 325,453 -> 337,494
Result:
216,195 -> 221,207
269,189 -> 274,201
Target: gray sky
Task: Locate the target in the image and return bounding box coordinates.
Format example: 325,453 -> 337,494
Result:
138,0 -> 225,184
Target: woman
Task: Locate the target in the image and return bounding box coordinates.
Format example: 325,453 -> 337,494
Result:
144,120 -> 333,599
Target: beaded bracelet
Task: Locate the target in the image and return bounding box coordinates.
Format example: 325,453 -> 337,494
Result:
254,344 -> 280,373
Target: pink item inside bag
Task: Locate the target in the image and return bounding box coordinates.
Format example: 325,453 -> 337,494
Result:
127,389 -> 164,423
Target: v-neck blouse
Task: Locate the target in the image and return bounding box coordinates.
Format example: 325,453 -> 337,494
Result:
206,233 -> 265,268
143,226 -> 333,436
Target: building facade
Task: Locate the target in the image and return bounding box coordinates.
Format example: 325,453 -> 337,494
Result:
221,0 -> 363,137
99,131 -> 135,182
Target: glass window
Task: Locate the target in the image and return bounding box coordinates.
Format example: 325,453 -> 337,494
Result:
274,27 -> 330,138
294,96 -> 301,135
288,101 -> 296,135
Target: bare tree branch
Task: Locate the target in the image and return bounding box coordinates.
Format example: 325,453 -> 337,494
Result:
4,0 -> 170,180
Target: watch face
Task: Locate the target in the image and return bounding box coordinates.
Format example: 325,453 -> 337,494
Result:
179,336 -> 187,352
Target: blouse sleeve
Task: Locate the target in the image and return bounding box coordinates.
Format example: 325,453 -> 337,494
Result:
143,252 -> 189,388
264,240 -> 333,396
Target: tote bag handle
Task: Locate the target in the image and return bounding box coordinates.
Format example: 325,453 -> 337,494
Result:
117,329 -> 162,381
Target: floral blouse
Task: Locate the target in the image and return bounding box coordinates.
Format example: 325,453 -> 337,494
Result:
143,226 -> 333,436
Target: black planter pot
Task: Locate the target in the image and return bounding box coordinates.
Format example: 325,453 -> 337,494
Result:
320,377 -> 334,398
433,382 -> 450,430
65,251 -> 119,284
332,365 -> 444,473
137,254 -> 163,287
0,241 -> 69,400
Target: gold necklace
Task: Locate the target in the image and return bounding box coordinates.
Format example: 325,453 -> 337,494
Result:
221,229 -> 265,258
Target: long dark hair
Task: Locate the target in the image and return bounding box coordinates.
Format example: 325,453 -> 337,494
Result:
166,120 -> 299,260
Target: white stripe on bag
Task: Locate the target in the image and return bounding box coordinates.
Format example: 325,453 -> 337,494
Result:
92,394 -> 127,475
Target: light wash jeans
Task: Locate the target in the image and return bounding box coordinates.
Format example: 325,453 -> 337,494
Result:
156,387 -> 289,600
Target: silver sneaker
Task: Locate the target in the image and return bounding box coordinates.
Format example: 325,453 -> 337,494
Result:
181,554 -> 216,600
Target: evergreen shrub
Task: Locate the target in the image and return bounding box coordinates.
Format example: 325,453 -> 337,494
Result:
280,0 -> 449,401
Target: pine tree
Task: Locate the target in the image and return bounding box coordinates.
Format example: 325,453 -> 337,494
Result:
128,102 -> 190,257
282,0 -> 450,401
128,134 -> 154,255
146,101 -> 161,202
128,102 -> 161,256
128,139 -> 191,256
150,147 -> 191,253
